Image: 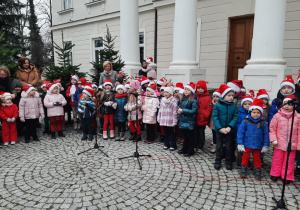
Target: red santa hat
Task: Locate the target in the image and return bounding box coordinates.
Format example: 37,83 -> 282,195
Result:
146,57 -> 153,64
104,79 -> 113,87
146,83 -> 157,95
196,80 -> 207,92
3,92 -> 12,101
82,88 -> 94,98
185,82 -> 196,93
98,85 -> 103,90
84,84 -> 93,90
46,83 -> 59,93
227,80 -> 243,93
241,95 -> 253,106
157,77 -> 167,86
71,75 -> 79,81
125,82 -> 130,89
249,90 -> 255,98
116,84 -> 126,92
160,85 -> 166,91
92,84 -> 97,89
41,81 -> 50,89
78,78 -> 87,86
249,98 -> 264,113
257,89 -> 269,100
219,84 -> 234,98
139,76 -> 150,86
23,85 -> 36,95
280,75 -> 295,91
174,83 -> 184,91
53,78 -> 62,86
283,94 -> 295,103
213,89 -> 221,97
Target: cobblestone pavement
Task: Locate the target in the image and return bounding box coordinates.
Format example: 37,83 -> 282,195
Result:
0,125 -> 299,210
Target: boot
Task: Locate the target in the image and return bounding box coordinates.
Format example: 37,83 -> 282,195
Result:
271,176 -> 279,182
88,134 -> 93,141
226,162 -> 233,170
81,134 -> 88,140
110,130 -> 115,139
58,131 -> 65,137
103,131 -> 108,140
120,132 -> 125,141
160,135 -> 165,142
51,132 -> 56,139
137,135 -> 142,142
214,160 -> 221,170
210,144 -> 216,153
240,166 -> 247,178
129,132 -> 137,141
254,168 -> 262,180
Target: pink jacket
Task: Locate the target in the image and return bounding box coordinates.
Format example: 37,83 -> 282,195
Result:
269,109 -> 300,151
142,63 -> 157,80
44,93 -> 67,117
157,97 -> 178,127
19,91 -> 44,120
142,94 -> 159,124
124,95 -> 142,121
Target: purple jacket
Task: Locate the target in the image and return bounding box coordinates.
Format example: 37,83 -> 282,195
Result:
157,97 -> 178,127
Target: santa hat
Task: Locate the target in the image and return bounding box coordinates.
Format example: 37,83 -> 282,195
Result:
92,84 -> 98,89
98,85 -> 103,90
257,89 -> 269,100
249,90 -> 255,98
41,81 -> 50,89
84,84 -> 93,90
125,82 -> 130,89
104,79 -> 113,87
219,84 -> 234,98
161,85 -> 166,91
78,78 -> 87,86
146,57 -> 153,64
179,89 -> 184,94
46,83 -> 59,93
53,79 -> 62,86
3,92 -> 12,101
196,80 -> 207,92
227,80 -> 243,93
241,95 -> 253,106
23,85 -> 36,95
280,75 -> 295,91
157,77 -> 167,86
139,76 -> 150,86
82,88 -> 94,98
249,98 -> 264,113
174,83 -> 184,91
164,87 -> 173,95
184,82 -> 196,93
116,84 -> 126,92
71,75 -> 79,81
213,89 -> 221,97
146,83 -> 157,95
283,94 -> 295,103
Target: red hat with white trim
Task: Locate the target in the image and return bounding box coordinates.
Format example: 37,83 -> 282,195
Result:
82,88 -> 94,98
116,84 -> 126,92
174,83 -> 184,91
71,75 -> 79,81
157,77 -> 167,86
53,78 -> 62,86
219,84 -> 233,98
185,82 -> 196,93
46,83 -> 59,93
249,98 -> 264,113
257,89 -> 269,100
161,85 -> 166,91
241,95 -> 253,106
92,84 -> 97,89
146,83 -> 157,95
227,80 -> 243,93
78,78 -> 86,86
104,79 -> 113,87
213,89 -> 221,97
23,85 -> 35,95
84,84 -> 93,90
146,57 -> 153,64
283,94 -> 295,103
249,90 -> 255,98
41,81 -> 50,89
280,75 -> 295,91
139,76 -> 150,86
125,82 -> 130,89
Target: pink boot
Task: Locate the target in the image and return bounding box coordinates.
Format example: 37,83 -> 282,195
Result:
103,131 -> 108,140
110,130 -> 115,139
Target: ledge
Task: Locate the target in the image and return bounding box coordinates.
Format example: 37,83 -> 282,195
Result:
85,0 -> 105,7
57,8 -> 74,14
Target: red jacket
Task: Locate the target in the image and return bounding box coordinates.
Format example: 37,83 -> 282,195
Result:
66,85 -> 78,106
196,91 -> 213,126
0,104 -> 19,120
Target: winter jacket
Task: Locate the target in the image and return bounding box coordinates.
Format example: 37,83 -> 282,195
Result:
195,91 -> 213,126
114,94 -> 128,122
15,65 -> 39,87
12,91 -> 22,108
142,94 -> 159,124
74,88 -> 83,107
269,90 -> 287,123
212,99 -> 239,134
142,63 -> 157,80
19,91 -> 44,120
99,70 -> 118,86
44,93 -> 67,117
178,96 -> 198,130
236,107 -> 249,133
269,109 -> 300,151
66,85 -> 78,106
99,91 -> 115,114
236,115 -> 269,150
157,97 -> 178,127
124,95 -> 142,121
0,104 -> 18,120
138,68 -> 147,77
78,97 -> 95,119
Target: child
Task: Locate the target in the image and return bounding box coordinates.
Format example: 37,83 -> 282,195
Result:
157,87 -> 178,150
78,88 -> 95,141
141,57 -> 157,80
19,85 -> 44,143
12,79 -> 24,136
99,79 -> 115,140
174,83 -> 184,101
195,80 -> 213,150
237,98 -> 269,180
212,84 -> 239,170
124,80 -> 142,141
44,83 -> 67,139
177,83 -> 198,157
142,84 -> 159,144
0,93 -> 18,145
139,76 -> 150,95
74,78 -> 86,130
41,81 -> 51,134
114,84 -> 128,141
269,95 -> 300,183
227,80 -> 244,108
256,89 -> 270,124
66,75 -> 79,129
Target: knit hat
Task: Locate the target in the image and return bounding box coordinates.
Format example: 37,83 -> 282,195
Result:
157,77 -> 167,86
78,78 -> 87,86
257,89 -> 269,100
130,80 -> 140,90
227,80 -> 243,93
104,79 -> 113,87
179,89 -> 184,94
161,85 -> 166,91
185,82 -> 196,93
12,79 -> 22,88
219,84 -> 234,98
249,90 -> 255,98
249,98 -> 264,113
146,57 -> 153,64
146,83 -> 157,95
164,87 -> 173,95
213,89 -> 221,97
139,76 -> 150,86
82,88 -> 94,98
174,83 -> 184,91
71,75 -> 79,81
116,84 -> 126,92
46,83 -> 59,93
196,80 -> 207,92
125,82 -> 130,89
41,81 -> 50,89
23,85 -> 35,95
241,95 -> 253,106
283,95 -> 295,103
3,92 -> 12,101
280,75 -> 295,91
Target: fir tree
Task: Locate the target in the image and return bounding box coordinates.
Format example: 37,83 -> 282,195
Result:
0,32 -> 18,73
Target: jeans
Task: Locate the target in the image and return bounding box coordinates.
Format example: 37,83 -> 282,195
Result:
216,133 -> 235,163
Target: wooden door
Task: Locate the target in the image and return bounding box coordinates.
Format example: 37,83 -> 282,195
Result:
227,16 -> 254,82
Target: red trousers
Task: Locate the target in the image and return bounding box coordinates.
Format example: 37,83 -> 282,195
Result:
103,114 -> 114,131
51,122 -> 62,132
241,147 -> 261,168
2,121 -> 18,143
129,120 -> 141,135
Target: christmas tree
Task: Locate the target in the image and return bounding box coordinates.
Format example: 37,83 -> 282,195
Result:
0,32 -> 18,73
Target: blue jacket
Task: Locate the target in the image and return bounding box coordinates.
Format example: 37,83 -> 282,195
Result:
178,96 -> 198,130
74,88 -> 83,107
78,97 -> 95,119
236,107 -> 249,133
236,115 -> 269,149
212,99 -> 239,134
114,96 -> 128,122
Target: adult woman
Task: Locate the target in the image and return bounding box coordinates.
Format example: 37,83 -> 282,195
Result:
0,65 -> 12,93
16,57 -> 39,87
99,61 -> 118,86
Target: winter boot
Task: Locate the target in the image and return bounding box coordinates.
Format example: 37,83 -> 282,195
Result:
240,166 -> 247,178
51,132 -> 56,139
110,130 -> 115,139
254,168 -> 262,180
81,134 -> 88,140
115,132 -> 121,141
88,134 -> 93,141
129,132 -> 137,141
103,131 -> 108,140
120,132 -> 125,141
214,160 -> 221,170
58,131 -> 65,137
137,135 -> 142,142
210,144 -> 216,153
226,162 -> 233,170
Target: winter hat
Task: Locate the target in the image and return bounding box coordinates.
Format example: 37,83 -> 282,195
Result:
146,57 -> 153,64
103,79 -> 113,87
280,75 -> 295,91
213,89 -> 221,97
146,83 -> 157,95
157,77 -> 167,86
41,81 -> 50,89
125,82 -> 130,89
179,89 -> 184,95
84,84 -> 93,90
23,85 -> 35,95
78,78 -> 87,86
46,83 -> 59,93
92,84 -> 97,89
83,88 -> 94,98
196,80 -> 207,92
219,84 -> 234,98
98,85 -> 103,90
174,83 -> 184,91
116,84 -> 126,92
139,76 -> 150,86
249,98 -> 264,114
12,79 -> 22,88
257,89 -> 269,100
164,87 -> 173,95
241,95 -> 253,106
249,90 -> 255,98
283,94 -> 295,103
185,82 -> 196,93
3,92 -> 12,101
161,85 -> 166,91
71,75 -> 79,81
53,79 -> 62,87
130,80 -> 140,90
227,80 -> 243,93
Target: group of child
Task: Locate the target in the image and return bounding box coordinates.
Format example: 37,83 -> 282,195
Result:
1,61 -> 300,183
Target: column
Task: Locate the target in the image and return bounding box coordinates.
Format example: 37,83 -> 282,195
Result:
239,0 -> 287,98
120,0 -> 140,77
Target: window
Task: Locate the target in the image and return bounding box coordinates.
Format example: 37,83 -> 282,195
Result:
139,32 -> 144,62
93,38 -> 104,63
64,41 -> 73,65
62,0 -> 72,10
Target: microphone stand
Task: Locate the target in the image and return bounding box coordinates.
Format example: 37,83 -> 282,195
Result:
118,92 -> 152,170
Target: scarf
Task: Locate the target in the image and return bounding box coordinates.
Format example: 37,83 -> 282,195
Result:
163,96 -> 173,104
104,69 -> 113,77
70,85 -> 76,102
115,93 -> 128,99
4,102 -> 13,107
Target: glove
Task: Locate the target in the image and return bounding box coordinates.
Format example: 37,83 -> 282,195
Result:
237,144 -> 246,152
261,146 -> 268,153
11,117 -> 16,122
53,102 -> 62,106
275,98 -> 282,110
20,117 -> 25,122
273,140 -> 278,145
6,118 -> 12,122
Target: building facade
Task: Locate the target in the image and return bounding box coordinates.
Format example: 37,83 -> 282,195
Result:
51,0 -> 300,97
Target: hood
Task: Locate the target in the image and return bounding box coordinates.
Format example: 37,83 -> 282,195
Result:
239,106 -> 249,114
21,91 -> 39,98
219,98 -> 234,105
